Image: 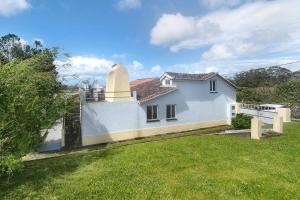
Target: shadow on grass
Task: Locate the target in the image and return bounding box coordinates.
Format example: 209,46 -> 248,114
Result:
0,149 -> 114,196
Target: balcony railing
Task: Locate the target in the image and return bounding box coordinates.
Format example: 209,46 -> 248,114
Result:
81,89 -> 135,102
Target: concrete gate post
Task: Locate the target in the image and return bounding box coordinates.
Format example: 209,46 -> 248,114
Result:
251,117 -> 262,140
273,115 -> 283,133
278,108 -> 291,122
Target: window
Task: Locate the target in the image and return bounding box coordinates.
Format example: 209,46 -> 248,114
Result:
231,105 -> 236,117
210,79 -> 217,92
165,79 -> 171,85
166,104 -> 176,119
147,105 -> 158,121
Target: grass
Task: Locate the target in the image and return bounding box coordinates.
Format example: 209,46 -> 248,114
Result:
1,122 -> 300,199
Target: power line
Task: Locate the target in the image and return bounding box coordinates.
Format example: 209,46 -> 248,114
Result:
270,60 -> 300,67
221,59 -> 300,77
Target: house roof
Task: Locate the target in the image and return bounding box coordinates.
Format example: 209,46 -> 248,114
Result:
130,78 -> 156,87
130,78 -> 177,103
164,72 -> 216,80
163,72 -> 237,89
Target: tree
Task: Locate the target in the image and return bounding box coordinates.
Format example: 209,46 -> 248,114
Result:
275,80 -> 300,104
0,35 -> 64,177
0,34 -> 32,63
233,66 -> 292,88
34,39 -> 43,49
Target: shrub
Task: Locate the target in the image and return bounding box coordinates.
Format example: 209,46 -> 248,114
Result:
275,79 -> 300,104
232,114 -> 252,129
0,52 -> 64,177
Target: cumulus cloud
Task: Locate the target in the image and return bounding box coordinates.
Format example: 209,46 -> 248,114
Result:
166,57 -> 300,77
131,60 -> 144,70
56,56 -> 153,84
0,0 -> 30,16
151,65 -> 162,73
150,0 -> 300,60
117,0 -> 141,10
150,13 -> 196,46
56,56 -> 114,83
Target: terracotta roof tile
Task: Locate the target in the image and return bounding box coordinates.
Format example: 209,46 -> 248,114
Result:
130,78 -> 156,87
130,78 -> 177,103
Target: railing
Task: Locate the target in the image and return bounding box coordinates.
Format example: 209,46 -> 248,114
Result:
239,103 -> 281,124
81,89 -> 135,102
240,103 -> 277,112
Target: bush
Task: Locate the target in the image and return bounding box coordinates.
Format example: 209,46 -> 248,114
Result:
232,114 -> 252,129
275,79 -> 300,104
0,52 -> 64,177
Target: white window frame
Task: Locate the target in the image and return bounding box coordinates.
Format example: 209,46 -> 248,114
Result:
147,105 -> 159,121
166,104 -> 176,120
210,79 -> 217,92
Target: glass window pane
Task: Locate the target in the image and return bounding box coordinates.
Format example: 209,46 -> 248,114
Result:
153,105 -> 158,119
167,105 -> 171,118
147,106 -> 152,120
172,105 -> 176,118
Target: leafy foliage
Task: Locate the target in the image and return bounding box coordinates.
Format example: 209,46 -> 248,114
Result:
0,34 -> 32,63
237,88 -> 262,103
275,80 -> 300,104
0,42 -> 64,177
233,66 -> 293,88
234,66 -> 299,104
232,114 -> 252,129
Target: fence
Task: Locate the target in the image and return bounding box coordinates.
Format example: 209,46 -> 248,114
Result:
239,103 -> 280,124
81,89 -> 134,102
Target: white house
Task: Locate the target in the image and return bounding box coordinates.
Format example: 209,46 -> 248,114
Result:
80,64 -> 237,146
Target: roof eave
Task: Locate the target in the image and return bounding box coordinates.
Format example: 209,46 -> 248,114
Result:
138,88 -> 177,104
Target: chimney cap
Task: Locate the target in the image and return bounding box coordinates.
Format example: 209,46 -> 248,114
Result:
112,63 -> 119,68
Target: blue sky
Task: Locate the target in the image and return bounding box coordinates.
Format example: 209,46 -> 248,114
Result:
0,0 -> 300,84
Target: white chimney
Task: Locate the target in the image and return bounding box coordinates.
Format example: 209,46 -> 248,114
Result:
105,64 -> 132,102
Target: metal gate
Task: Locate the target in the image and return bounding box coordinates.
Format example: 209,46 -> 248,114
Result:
63,100 -> 82,149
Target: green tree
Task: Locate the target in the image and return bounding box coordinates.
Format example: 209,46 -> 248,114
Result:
233,66 -> 292,88
275,80 -> 300,103
0,34 -> 32,63
34,39 -> 43,49
0,51 -> 64,177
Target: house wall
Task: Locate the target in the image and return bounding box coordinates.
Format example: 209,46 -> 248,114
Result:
81,76 -> 236,146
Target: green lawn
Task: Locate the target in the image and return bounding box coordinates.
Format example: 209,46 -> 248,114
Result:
1,122 -> 300,200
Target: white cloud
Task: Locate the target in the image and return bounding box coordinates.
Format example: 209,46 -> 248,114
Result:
151,65 -> 162,73
166,56 -> 300,77
201,0 -> 242,8
150,0 -> 300,60
56,56 -> 151,84
131,60 -> 144,70
117,0 -> 141,10
150,13 -> 196,46
56,56 -> 114,83
0,0 -> 30,16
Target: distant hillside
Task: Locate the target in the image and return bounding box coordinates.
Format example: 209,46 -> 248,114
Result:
292,70 -> 300,79
233,66 -> 300,104
232,66 -> 298,88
